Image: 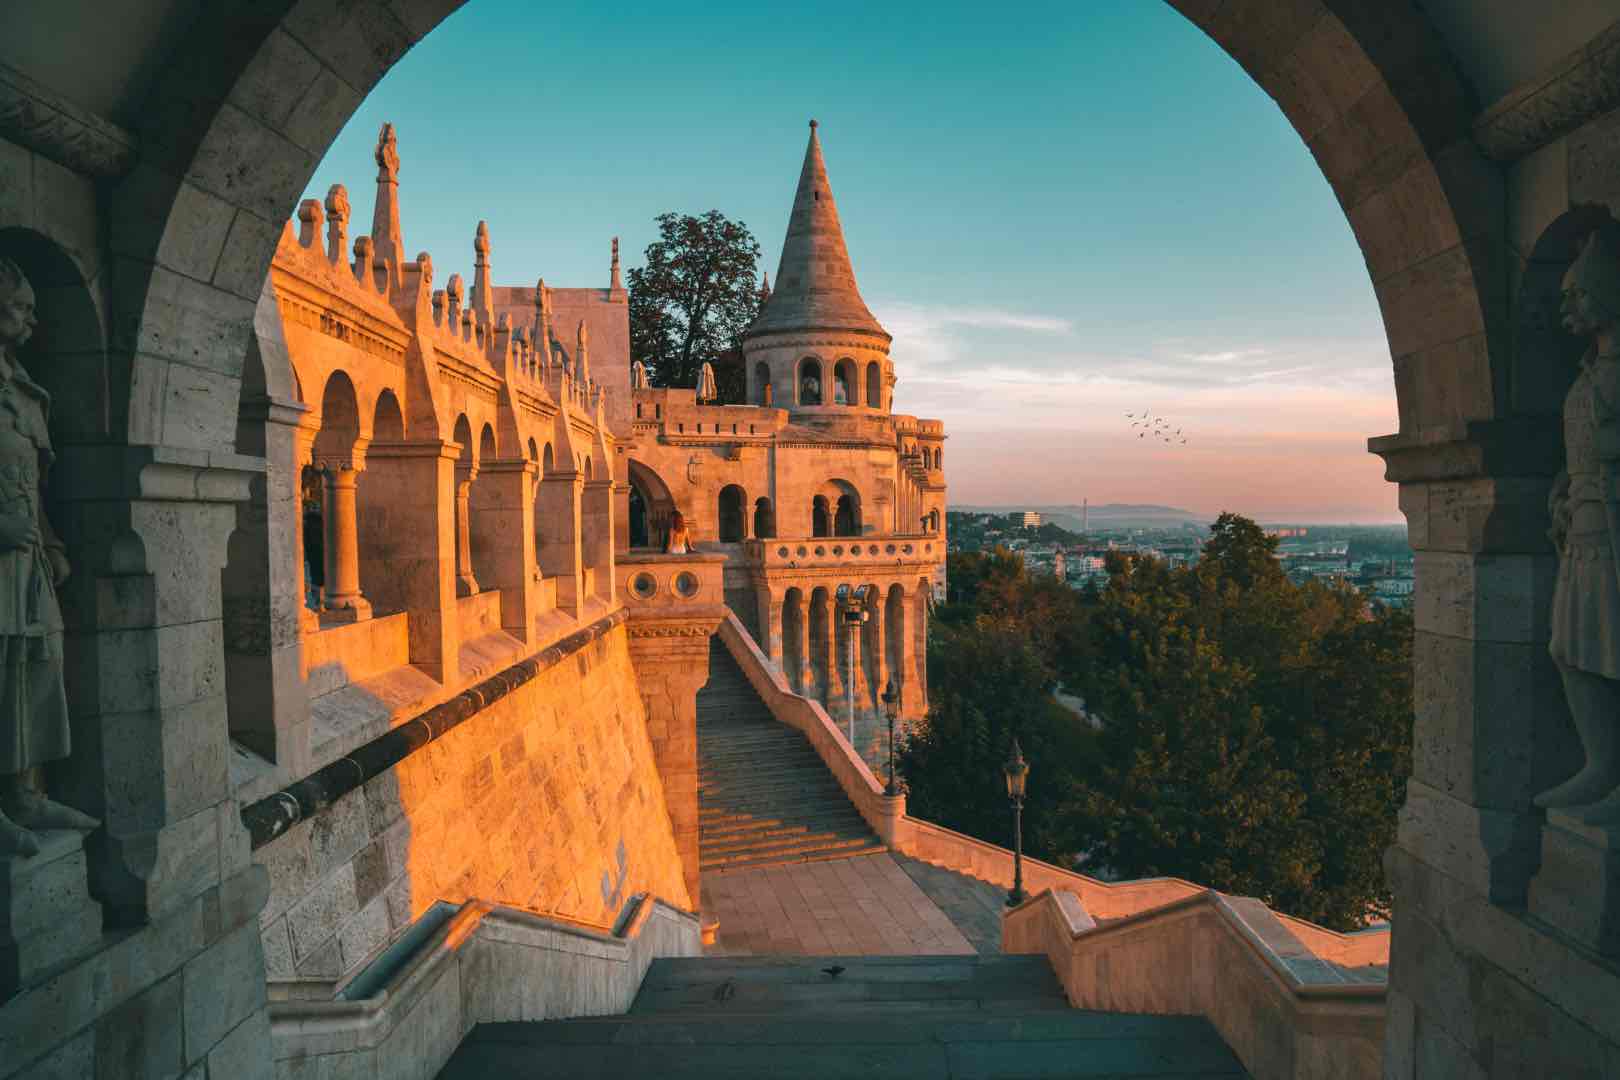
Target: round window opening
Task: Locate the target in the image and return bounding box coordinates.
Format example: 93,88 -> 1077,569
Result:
832,545 -> 843,556
630,572 -> 657,600
777,546 -> 789,557
673,571 -> 700,598
868,545 -> 879,555
814,546 -> 826,556
902,544 -> 913,555
886,544 -> 896,555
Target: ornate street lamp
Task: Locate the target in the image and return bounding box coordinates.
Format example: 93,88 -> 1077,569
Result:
1003,738 -> 1029,907
834,584 -> 870,748
881,679 -> 900,796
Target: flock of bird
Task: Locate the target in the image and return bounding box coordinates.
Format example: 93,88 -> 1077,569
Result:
1126,412 -> 1188,445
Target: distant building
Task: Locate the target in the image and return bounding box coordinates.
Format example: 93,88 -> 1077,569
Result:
1020,511 -> 1042,527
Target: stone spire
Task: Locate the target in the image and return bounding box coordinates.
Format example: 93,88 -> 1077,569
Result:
471,220 -> 493,329
757,271 -> 771,305
371,123 -> 404,271
531,277 -> 550,370
610,236 -> 623,293
746,119 -> 888,342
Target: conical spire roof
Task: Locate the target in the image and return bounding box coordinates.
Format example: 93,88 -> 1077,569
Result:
746,120 -> 889,343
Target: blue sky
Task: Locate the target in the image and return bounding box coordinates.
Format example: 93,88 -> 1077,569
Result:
303,0 -> 1400,523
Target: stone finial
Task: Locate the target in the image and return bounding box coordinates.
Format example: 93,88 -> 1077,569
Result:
324,184 -> 350,265
809,118 -> 817,130
576,319 -> 590,384
432,289 -> 446,326
496,312 -> 511,332
297,198 -> 324,249
351,235 -> 374,285
375,122 -> 400,181
446,273 -> 464,327
371,123 -> 405,274
610,236 -> 623,292
474,220 -> 491,262
758,270 -> 771,305
472,221 -> 494,329
415,251 -> 433,288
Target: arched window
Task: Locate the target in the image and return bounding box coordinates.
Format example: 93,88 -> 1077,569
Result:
812,495 -> 831,538
834,358 -> 856,405
835,494 -> 860,537
798,357 -> 823,405
542,442 -> 554,474
718,485 -> 746,542
753,497 -> 775,539
755,361 -> 772,405
866,362 -> 881,411
373,389 -> 404,441
628,484 -> 649,548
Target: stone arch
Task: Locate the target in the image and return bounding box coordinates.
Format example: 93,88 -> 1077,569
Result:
313,371 -> 362,465
479,423 -> 496,464
797,356 -> 823,405
627,458 -> 676,549
865,361 -> 882,411
527,436 -> 539,462
753,497 -> 775,540
452,414 -> 474,467
0,227 -> 107,447
373,389 -> 404,442
542,441 -> 554,474
809,585 -> 832,699
833,358 -> 857,405
885,582 -> 906,700
754,360 -> 771,405
783,587 -> 806,691
812,494 -> 831,538
717,483 -> 747,543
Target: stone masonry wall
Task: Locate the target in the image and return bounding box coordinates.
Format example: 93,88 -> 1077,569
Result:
254,622 -> 689,988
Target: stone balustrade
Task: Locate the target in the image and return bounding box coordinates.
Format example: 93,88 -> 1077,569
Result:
1003,888 -> 1386,1080
745,534 -> 941,569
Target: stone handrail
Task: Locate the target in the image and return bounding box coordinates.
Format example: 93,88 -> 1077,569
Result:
745,535 -> 943,569
269,893 -> 699,1080
1003,888 -> 1386,1080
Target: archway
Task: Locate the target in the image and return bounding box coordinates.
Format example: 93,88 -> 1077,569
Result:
835,494 -> 860,537
627,458 -> 677,550
717,484 -> 747,543
754,361 -> 771,405
31,2 -> 1568,1075
798,356 -> 823,405
866,361 -> 882,411
753,497 -> 775,540
833,358 -> 857,405
812,494 -> 831,538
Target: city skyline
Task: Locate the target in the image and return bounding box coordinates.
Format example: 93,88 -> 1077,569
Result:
303,0 -> 1401,524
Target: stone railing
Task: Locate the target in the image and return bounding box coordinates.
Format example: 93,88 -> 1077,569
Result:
618,550 -> 728,612
743,534 -> 942,569
269,893 -> 699,1080
1003,888 -> 1386,1080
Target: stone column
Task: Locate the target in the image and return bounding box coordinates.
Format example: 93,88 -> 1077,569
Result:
320,464 -> 372,621
536,467 -> 584,619
823,594 -> 844,705
293,413 -> 321,635
225,395 -> 314,772
794,598 -> 812,695
760,592 -> 784,672
454,462 -> 480,597
626,613 -> 724,909
582,478 -> 617,605
469,459 -> 539,642
356,441 -> 459,682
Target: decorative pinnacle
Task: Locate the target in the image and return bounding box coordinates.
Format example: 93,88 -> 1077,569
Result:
474,220 -> 490,260
610,236 -> 623,291
809,118 -> 818,130
375,123 -> 400,180
534,277 -> 546,309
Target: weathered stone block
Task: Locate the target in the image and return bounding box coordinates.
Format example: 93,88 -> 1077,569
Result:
286,864 -> 357,965
206,1006 -> 273,1080
181,920 -> 266,1064
336,895 -> 390,972
0,831 -> 102,996
1528,815 -> 1620,957
93,971 -> 183,1080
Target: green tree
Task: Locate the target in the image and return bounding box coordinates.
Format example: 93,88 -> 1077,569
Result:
627,211 -> 763,390
1062,515 -> 1413,929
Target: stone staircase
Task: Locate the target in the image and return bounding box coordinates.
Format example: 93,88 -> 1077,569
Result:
697,638 -> 886,872
439,954 -> 1249,1077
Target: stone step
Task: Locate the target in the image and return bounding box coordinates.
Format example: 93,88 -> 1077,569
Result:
699,840 -> 890,873
699,814 -> 870,841
700,826 -> 872,859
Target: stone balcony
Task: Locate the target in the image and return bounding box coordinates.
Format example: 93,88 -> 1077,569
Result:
742,534 -> 943,571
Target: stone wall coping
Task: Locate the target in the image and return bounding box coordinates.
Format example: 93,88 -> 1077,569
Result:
240,608 -> 629,849
1005,888 -> 1385,1080
269,893 -> 698,1059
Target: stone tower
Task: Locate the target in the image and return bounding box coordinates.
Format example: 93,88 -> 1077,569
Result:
744,120 -> 894,416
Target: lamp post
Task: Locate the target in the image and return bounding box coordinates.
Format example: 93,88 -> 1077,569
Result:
835,585 -> 869,749
881,679 -> 900,796
1003,739 -> 1029,907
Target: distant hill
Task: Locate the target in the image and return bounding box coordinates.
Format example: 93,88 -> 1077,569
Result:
953,503 -> 1205,531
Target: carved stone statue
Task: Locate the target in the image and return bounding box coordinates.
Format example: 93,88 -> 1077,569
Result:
0,258 -> 98,856
1541,224 -> 1620,825
631,360 -> 649,389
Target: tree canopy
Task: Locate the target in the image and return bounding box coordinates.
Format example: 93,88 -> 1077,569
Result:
899,513 -> 1413,931
627,210 -> 763,390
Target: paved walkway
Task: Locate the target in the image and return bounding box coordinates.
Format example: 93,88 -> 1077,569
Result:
700,851 -> 1008,957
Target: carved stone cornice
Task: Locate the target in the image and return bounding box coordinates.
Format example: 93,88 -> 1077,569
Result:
1367,417 -> 1562,485
741,330 -> 892,353
0,59 -> 137,178
1474,20 -> 1620,162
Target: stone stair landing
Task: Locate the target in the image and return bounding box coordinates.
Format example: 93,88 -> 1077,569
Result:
697,638 -> 884,873
439,954 -> 1249,1078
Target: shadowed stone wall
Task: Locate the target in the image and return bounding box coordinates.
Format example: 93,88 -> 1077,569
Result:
255,619 -> 690,990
